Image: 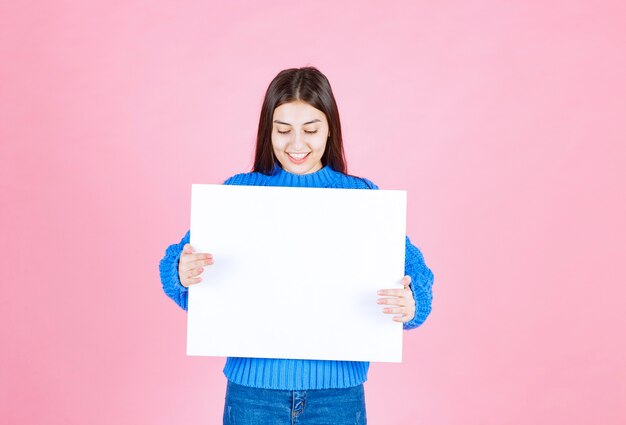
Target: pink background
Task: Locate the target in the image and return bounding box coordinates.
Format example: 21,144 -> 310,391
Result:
1,1 -> 625,424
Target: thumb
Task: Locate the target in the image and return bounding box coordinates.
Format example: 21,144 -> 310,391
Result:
182,243 -> 194,254
402,275 -> 412,287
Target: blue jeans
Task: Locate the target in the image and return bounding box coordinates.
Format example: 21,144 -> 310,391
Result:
222,380 -> 367,424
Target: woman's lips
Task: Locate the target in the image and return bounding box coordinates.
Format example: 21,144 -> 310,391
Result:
287,152 -> 310,164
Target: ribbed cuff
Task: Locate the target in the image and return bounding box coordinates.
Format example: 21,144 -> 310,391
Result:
159,231 -> 191,311
402,267 -> 433,330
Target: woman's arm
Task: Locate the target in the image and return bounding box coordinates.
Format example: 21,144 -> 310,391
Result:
159,230 -> 191,311
159,175 -> 241,311
360,177 -> 434,329
402,236 -> 434,330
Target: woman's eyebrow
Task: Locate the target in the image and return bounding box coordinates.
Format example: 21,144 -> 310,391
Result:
273,119 -> 321,126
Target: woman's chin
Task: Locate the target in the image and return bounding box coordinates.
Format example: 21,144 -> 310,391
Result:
278,158 -> 322,175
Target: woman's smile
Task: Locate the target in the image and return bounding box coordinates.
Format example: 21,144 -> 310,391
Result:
287,152 -> 310,163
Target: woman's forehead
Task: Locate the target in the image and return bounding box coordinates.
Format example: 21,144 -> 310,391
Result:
273,101 -> 326,124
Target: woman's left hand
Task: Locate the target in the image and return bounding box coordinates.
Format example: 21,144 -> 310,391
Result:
377,275 -> 415,323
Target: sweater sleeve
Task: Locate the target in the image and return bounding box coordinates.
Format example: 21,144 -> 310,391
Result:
159,229 -> 191,311
401,236 -> 434,330
159,175 -> 241,311
360,177 -> 434,330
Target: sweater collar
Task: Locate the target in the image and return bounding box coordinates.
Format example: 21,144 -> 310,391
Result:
269,163 -> 341,187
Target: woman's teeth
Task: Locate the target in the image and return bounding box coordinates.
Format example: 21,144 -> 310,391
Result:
288,152 -> 309,160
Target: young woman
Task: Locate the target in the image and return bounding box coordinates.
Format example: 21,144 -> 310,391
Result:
159,66 -> 434,425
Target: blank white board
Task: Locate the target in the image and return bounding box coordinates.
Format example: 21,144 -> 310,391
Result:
187,184 -> 407,362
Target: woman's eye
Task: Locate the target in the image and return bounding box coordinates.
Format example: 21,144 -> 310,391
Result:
277,129 -> 317,134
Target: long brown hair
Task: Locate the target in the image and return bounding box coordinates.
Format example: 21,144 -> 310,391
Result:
253,66 -> 347,175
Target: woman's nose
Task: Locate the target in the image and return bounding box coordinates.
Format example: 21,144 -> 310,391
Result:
292,131 -> 304,149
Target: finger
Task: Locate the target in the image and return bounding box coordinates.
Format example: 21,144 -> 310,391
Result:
393,314 -> 407,322
395,308 -> 416,322
187,258 -> 214,269
183,276 -> 202,287
183,267 -> 204,279
182,261 -> 206,273
377,288 -> 407,296
382,307 -> 405,315
181,252 -> 213,264
377,297 -> 407,307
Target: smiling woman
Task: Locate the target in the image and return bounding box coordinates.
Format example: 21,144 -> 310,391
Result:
158,66 -> 435,425
271,101 -> 329,174
252,67 -> 348,176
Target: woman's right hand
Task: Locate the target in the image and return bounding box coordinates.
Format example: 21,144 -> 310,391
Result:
178,243 -> 214,287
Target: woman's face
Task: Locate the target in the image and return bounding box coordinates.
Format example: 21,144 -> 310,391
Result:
271,100 -> 329,175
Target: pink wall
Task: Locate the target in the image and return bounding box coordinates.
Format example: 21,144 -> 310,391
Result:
1,1 -> 624,423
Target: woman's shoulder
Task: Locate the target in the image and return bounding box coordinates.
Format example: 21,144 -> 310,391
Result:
222,171 -> 269,186
332,172 -> 380,190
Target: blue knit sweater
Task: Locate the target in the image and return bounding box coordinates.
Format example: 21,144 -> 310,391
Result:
159,164 -> 434,390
